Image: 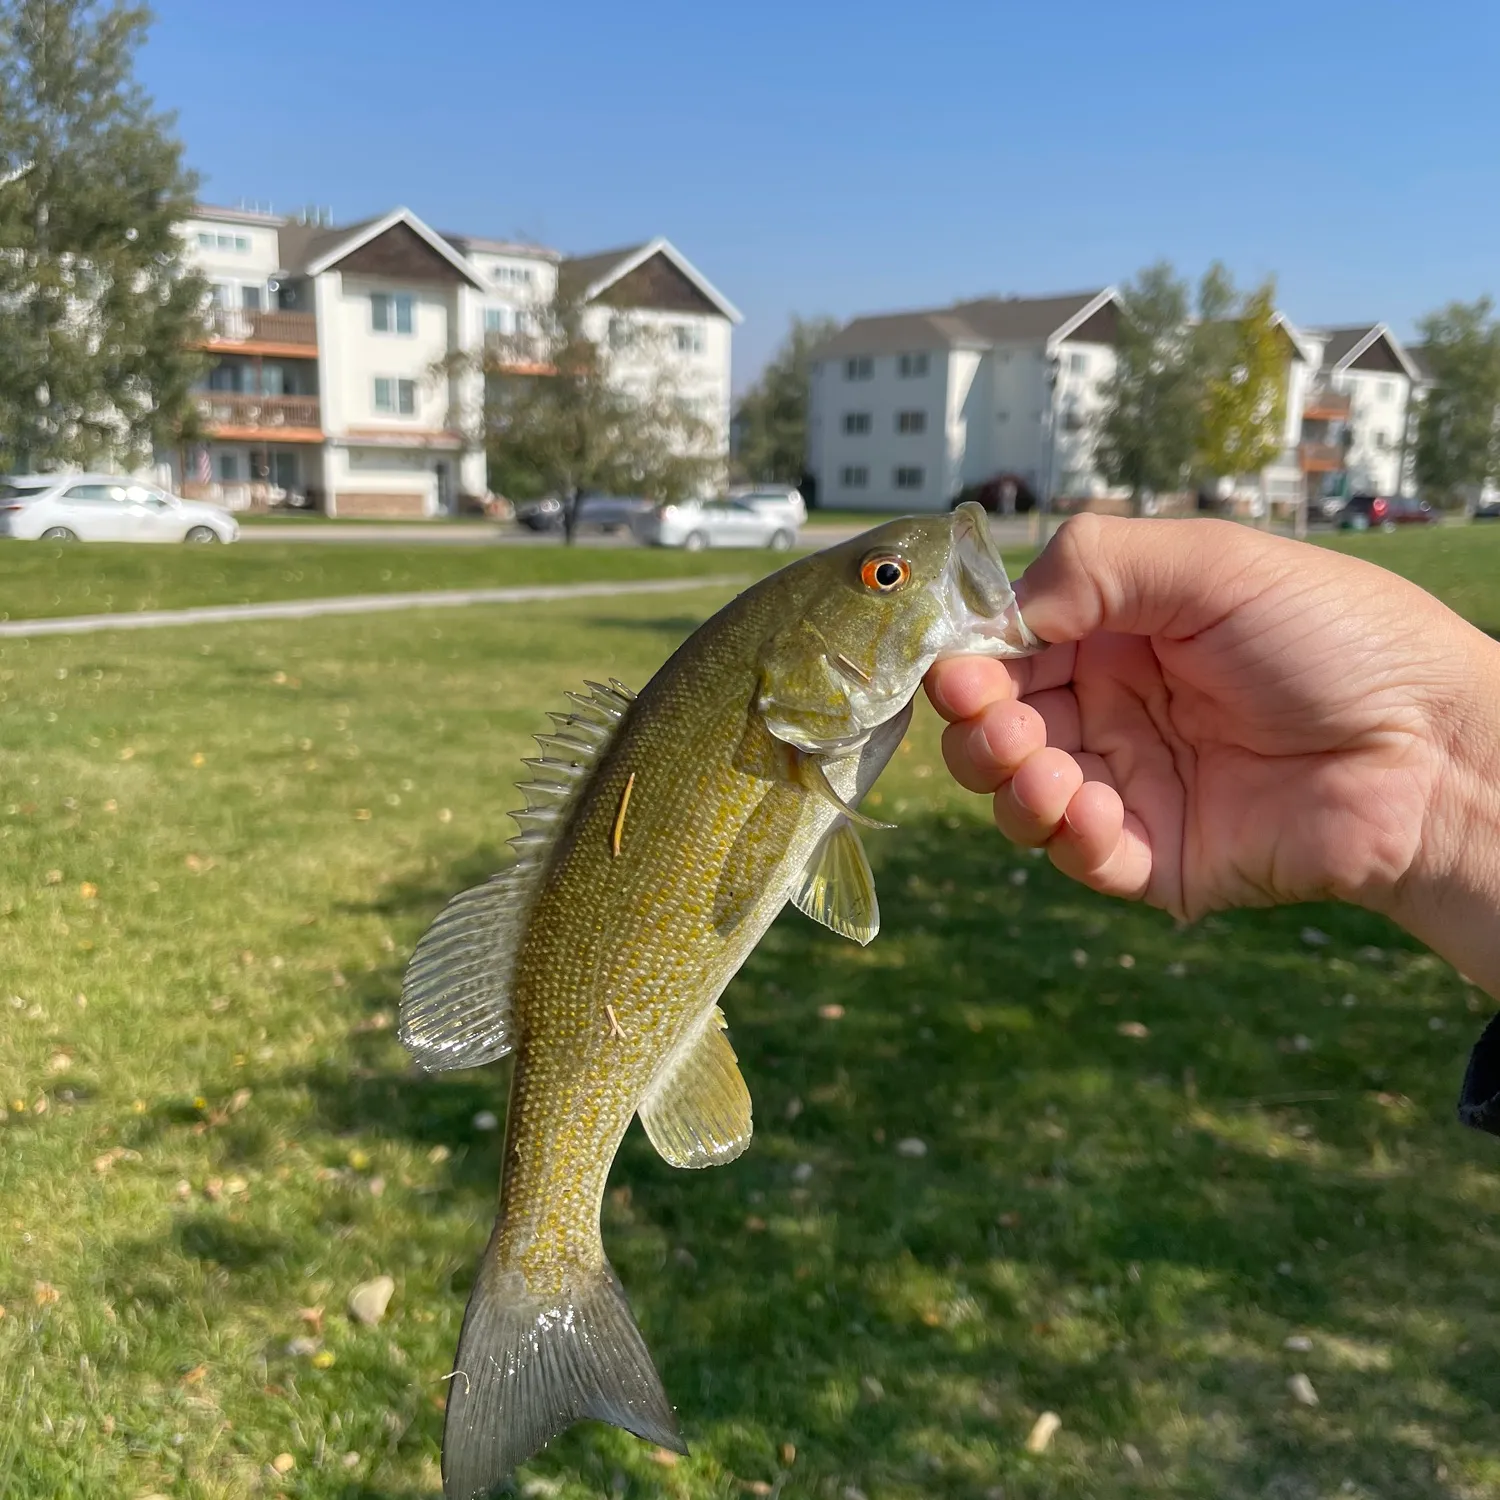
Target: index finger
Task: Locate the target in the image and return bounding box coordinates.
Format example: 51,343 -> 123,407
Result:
925,642 -> 1078,723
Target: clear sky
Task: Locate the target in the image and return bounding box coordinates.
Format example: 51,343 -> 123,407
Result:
139,0 -> 1500,392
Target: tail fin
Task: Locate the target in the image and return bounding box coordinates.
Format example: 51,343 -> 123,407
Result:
442,1250 -> 686,1499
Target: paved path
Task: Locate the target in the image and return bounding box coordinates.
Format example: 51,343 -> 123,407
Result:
0,573 -> 748,640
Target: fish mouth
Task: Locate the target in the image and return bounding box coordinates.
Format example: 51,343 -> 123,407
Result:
944,501 -> 1041,656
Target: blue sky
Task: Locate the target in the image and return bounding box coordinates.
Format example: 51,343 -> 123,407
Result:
141,0 -> 1500,391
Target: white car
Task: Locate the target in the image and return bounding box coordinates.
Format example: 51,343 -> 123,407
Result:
0,474 -> 239,543
731,485 -> 808,529
635,498 -> 799,552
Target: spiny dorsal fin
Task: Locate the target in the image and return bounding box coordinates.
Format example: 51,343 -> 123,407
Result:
790,818 -> 879,946
638,1007 -> 753,1169
397,678 -> 635,1073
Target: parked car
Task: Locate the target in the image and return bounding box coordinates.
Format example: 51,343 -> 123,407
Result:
636,498 -> 799,551
0,474 -> 239,543
1473,499 -> 1500,521
730,485 -> 808,528
513,494 -> 653,534
1339,494 -> 1437,531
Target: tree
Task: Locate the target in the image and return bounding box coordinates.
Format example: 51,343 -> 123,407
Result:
0,1 -> 208,473
470,279 -> 717,543
1414,298 -> 1500,506
1095,262 -> 1200,512
1195,272 -> 1287,489
732,314 -> 838,487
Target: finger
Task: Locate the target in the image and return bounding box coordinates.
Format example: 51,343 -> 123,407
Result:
1017,512 -> 1297,645
992,747 -> 1082,847
1023,687 -> 1082,753
1048,791 -> 1155,903
1074,751 -> 1115,789
925,642 -> 1077,719
941,699 -> 1046,793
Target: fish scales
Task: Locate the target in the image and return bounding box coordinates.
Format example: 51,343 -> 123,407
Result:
397,504 -> 1039,1498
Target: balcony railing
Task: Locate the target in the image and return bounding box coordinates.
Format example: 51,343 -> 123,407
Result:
1298,441 -> 1345,472
1302,387 -> 1351,421
198,393 -> 322,433
200,308 -> 317,348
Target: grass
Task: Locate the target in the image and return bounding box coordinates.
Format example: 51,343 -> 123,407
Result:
0,528 -> 1498,1498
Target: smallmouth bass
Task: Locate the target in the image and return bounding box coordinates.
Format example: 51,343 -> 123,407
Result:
399,503 -> 1039,1497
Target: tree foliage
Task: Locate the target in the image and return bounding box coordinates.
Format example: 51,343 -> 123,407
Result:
1414,298 -> 1500,503
732,314 -> 838,486
1196,274 -> 1287,483
472,279 -> 717,538
0,0 -> 207,471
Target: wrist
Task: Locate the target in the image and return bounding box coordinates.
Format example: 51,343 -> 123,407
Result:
1382,623 -> 1500,995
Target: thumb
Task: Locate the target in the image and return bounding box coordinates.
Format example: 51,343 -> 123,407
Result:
1016,513 -> 1298,644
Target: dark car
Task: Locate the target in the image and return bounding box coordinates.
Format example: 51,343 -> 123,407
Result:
1474,498 -> 1500,521
1339,494 -> 1437,531
514,494 -> 652,535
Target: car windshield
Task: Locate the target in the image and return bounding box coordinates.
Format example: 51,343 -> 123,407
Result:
0,481 -> 52,500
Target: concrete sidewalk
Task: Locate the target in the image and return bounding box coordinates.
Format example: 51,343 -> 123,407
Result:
0,573 -> 748,640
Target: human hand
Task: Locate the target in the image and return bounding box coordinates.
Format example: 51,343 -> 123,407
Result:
925,513 -> 1500,992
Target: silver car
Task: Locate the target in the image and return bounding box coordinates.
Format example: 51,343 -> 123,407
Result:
0,473 -> 239,543
635,498 -> 799,552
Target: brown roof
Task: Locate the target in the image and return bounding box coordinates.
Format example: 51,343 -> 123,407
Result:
562,244 -> 649,292
275,216 -> 381,274
949,291 -> 1107,343
811,310 -> 989,359
1318,325 -> 1378,366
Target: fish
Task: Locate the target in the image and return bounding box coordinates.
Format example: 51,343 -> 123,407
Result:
398,502 -> 1039,1498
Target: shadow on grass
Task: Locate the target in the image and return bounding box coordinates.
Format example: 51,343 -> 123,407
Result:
150,816 -> 1499,1495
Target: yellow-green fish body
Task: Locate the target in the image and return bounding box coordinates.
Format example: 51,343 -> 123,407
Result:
399,504 -> 1037,1497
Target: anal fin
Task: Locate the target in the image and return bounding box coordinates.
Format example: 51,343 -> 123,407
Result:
639,1010 -> 753,1169
791,818 -> 879,946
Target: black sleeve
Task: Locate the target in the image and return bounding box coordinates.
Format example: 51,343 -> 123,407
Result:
1458,1012 -> 1500,1135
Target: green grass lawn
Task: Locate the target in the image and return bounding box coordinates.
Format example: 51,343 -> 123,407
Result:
1,531 -> 1498,1498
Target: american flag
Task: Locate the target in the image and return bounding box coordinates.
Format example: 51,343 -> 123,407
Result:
193,445 -> 212,484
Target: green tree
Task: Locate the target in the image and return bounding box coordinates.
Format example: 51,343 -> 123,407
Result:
470,280 -> 717,543
1195,272 -> 1288,487
1414,298 -> 1500,505
732,314 -> 838,487
0,1 -> 207,472
1095,262 -> 1199,512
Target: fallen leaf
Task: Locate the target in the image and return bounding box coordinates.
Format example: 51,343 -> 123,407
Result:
1284,1334 -> 1313,1352
739,1482 -> 773,1496
230,1087 -> 252,1113
649,1448 -> 679,1468
1024,1410 -> 1062,1453
1288,1372 -> 1319,1407
1117,1021 -> 1149,1039
181,1364 -> 207,1386
438,807 -> 453,823
45,869 -> 62,885
286,1336 -> 320,1358
78,881 -> 98,900
349,1274 -> 396,1326
472,1111 -> 499,1132
271,1452 -> 295,1474
780,1442 -> 797,1466
118,746 -> 135,761
34,1282 -> 60,1306
354,808 -> 371,821
299,1305 -> 325,1334
896,1137 -> 927,1158
818,1003 -> 845,1020
427,1145 -> 451,1164
191,752 -> 206,768
744,1216 -> 767,1233
47,1052 -> 71,1073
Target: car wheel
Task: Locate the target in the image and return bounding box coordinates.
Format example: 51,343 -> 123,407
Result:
184,525 -> 220,543
683,531 -> 709,552
1380,520 -> 1397,533
768,529 -> 794,552
40,526 -> 77,542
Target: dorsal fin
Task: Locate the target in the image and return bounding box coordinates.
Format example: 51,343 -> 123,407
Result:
398,679 -> 635,1072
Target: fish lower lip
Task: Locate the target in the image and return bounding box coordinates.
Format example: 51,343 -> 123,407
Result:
948,503 -> 1040,653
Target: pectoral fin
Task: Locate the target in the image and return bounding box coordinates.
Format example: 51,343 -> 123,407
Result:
639,1009 -> 753,1169
795,751 -> 895,830
791,818 -> 879,946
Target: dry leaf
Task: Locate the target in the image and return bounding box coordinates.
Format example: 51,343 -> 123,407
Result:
1024,1410 -> 1061,1453
349,1275 -> 396,1326
818,1003 -> 845,1020
744,1216 -> 768,1233
45,869 -> 62,885
78,881 -> 98,899
1117,1021 -> 1149,1039
354,808 -> 371,821
191,752 -> 206,767
33,1282 -> 60,1306
649,1448 -> 679,1468
779,1442 -> 797,1465
181,1364 -> 207,1386
271,1452 -> 295,1474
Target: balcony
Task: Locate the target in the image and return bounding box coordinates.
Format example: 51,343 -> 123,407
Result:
1303,387 -> 1351,422
1298,441 -> 1345,473
195,308 -> 318,357
197,392 -> 323,442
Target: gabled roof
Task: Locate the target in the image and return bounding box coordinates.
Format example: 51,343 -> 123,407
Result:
564,237 -> 743,323
444,231 -> 562,263
281,207 -> 487,288
1317,323 -> 1421,382
811,310 -> 989,359
951,289 -> 1116,345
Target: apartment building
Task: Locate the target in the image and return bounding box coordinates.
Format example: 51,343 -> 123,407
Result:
172,207 -> 740,516
806,291 -> 1125,513
808,291 -> 1421,514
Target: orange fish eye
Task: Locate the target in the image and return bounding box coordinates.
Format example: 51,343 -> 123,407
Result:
860,553 -> 911,592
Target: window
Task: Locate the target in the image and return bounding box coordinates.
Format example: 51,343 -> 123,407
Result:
241,285 -> 262,312
674,324 -> 705,354
1378,380 -> 1395,401
492,265 -> 535,285
843,412 -> 871,435
374,377 -> 417,415
371,292 -> 414,334
217,454 -> 239,482
63,483 -> 121,503
896,410 -> 926,434
840,466 -> 869,489
609,315 -> 636,350
1067,351 -> 1087,374
200,231 -> 250,252
898,352 -> 929,378
844,356 -> 873,381
484,307 -> 512,335
514,309 -> 535,336
197,232 -> 214,249
894,466 -> 924,490
210,282 -> 232,309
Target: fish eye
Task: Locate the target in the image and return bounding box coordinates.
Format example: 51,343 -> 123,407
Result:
860,553 -> 911,593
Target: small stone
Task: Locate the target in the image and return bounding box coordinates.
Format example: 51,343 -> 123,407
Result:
271,1451 -> 295,1474
818,1003 -> 844,1020
341,1452 -> 361,1469
1024,1410 -> 1062,1453
349,1275 -> 396,1326
1117,1021 -> 1149,1039
1284,1334 -> 1313,1352
472,1111 -> 499,1132
791,1162 -> 814,1184
1117,953 -> 1135,969
860,1374 -> 884,1402
1288,1372 -> 1319,1407
896,1137 -> 927,1158
1300,927 -> 1331,947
